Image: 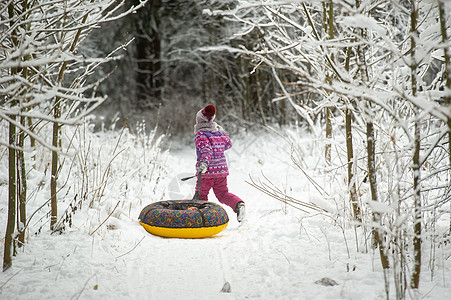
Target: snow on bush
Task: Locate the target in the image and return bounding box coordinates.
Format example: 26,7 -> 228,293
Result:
0,119 -> 167,240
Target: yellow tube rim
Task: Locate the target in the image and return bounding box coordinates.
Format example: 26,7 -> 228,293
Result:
139,221 -> 228,239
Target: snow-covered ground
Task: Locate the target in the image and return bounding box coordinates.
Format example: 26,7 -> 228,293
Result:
0,127 -> 450,299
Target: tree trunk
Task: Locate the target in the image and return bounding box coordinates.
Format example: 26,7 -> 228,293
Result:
410,0 -> 421,289
51,9 -> 90,231
27,116 -> 36,167
18,5 -> 30,242
411,119 -> 421,289
438,0 -> 451,234
367,121 -> 390,270
3,0 -> 20,272
18,116 -> 27,247
354,0 -> 389,286
344,46 -> 361,221
244,58 -> 250,121
133,0 -> 162,110
4,114 -> 17,272
324,1 -> 334,166
257,69 -> 268,126
325,104 -> 332,165
50,106 -> 60,231
346,107 -> 360,221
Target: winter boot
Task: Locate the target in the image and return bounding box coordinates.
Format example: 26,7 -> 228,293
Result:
235,202 -> 246,222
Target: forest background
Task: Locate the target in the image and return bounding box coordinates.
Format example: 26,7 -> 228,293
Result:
1,0 -> 450,299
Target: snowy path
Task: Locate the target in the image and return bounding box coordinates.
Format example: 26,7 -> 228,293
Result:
1,132 -> 450,299
122,236 -> 235,299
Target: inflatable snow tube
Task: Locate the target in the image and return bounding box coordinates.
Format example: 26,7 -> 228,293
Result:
138,200 -> 229,238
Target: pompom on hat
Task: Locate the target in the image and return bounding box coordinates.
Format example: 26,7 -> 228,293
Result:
194,104 -> 219,134
202,104 -> 216,120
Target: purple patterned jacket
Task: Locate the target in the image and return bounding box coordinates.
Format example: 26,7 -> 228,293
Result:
195,131 -> 232,178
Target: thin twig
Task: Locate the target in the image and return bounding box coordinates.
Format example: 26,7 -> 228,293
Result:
89,200 -> 120,236
0,268 -> 23,291
115,236 -> 146,260
246,174 -> 327,213
70,274 -> 96,300
291,154 -> 330,198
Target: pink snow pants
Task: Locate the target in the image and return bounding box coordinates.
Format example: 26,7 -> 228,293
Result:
196,176 -> 243,210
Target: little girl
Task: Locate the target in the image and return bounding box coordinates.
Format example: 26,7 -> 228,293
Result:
194,104 -> 246,222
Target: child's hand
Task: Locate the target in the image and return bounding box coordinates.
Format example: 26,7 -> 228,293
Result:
197,162 -> 208,173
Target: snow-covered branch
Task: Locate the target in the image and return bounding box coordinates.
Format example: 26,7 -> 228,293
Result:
1,0 -> 146,152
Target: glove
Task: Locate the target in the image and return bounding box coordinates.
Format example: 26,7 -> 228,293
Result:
197,162 -> 208,174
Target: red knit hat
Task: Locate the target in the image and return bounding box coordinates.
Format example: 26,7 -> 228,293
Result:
202,105 -> 216,119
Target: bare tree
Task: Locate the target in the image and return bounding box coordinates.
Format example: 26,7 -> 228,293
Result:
2,0 -> 25,272
351,0 -> 391,292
